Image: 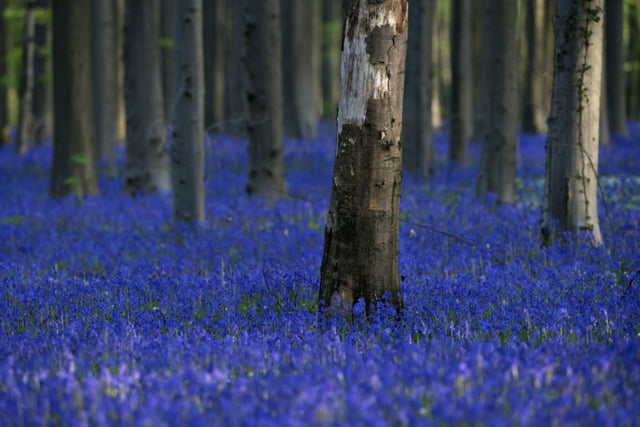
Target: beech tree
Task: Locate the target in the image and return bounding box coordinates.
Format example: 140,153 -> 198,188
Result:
16,0 -> 35,155
171,0 -> 205,223
542,0 -> 603,245
449,0 -> 471,168
319,0 -> 408,317
203,0 -> 225,133
32,0 -> 52,145
604,0 -> 627,137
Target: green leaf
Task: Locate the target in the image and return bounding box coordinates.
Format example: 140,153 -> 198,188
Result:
71,154 -> 89,165
1,215 -> 22,225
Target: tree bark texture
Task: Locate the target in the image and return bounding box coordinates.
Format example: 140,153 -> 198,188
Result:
449,0 -> 472,168
321,0 -> 341,118
542,0 -> 603,245
50,0 -> 98,198
171,0 -> 205,223
16,0 -> 35,155
203,0 -> 225,133
476,0 -> 518,204
604,0 -> 627,137
628,3 -> 640,120
225,0 -> 247,136
244,0 -> 286,199
91,0 -> 118,168
32,0 -> 52,146
319,0 -> 408,317
124,0 -> 170,195
402,0 -> 435,177
161,0 -> 174,123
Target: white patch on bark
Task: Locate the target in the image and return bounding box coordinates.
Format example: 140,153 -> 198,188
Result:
371,67 -> 389,100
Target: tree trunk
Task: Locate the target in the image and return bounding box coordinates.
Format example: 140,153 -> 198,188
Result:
91,0 -> 118,168
32,0 -> 52,145
203,0 -> 226,133
319,0 -> 408,318
476,0 -> 518,204
402,0 -> 435,177
628,3 -> 640,120
449,0 -> 472,168
0,0 -> 7,144
225,0 -> 247,136
172,0 -> 205,223
160,0 -> 174,123
124,0 -> 170,195
321,0 -> 340,119
281,0 -> 320,139
244,0 -> 286,199
542,0 -> 603,246
604,0 -> 627,137
115,0 -> 126,142
16,0 -> 36,155
50,0 -> 98,198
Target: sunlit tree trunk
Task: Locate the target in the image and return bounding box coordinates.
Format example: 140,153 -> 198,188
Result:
204,0 -> 225,133
476,0 -> 518,204
124,0 -> 170,195
542,0 -> 603,245
172,0 -> 205,223
244,0 -> 286,199
319,0 -> 408,318
16,0 -> 35,155
402,0 -> 435,177
449,0 -> 471,168
604,0 -> 627,137
50,0 -> 98,197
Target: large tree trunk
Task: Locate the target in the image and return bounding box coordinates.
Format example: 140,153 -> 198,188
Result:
91,0 -> 118,169
321,0 -> 340,119
172,0 -> 205,223
542,0 -> 603,246
203,0 -> 225,133
16,0 -> 36,155
319,0 -> 408,318
449,0 -> 471,168
281,0 -> 320,139
604,0 -> 627,137
244,0 -> 286,199
225,0 -> 247,136
124,0 -> 170,195
50,0 -> 98,198
32,0 -> 52,146
402,0 -> 435,177
476,0 -> 518,204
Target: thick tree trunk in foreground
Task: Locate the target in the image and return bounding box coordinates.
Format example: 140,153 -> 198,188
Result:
604,0 -> 627,137
542,0 -> 603,245
319,0 -> 408,318
171,0 -> 205,223
402,0 -> 435,177
244,0 -> 286,199
124,0 -> 170,195
50,0 -> 98,198
476,0 -> 518,204
16,0 -> 35,155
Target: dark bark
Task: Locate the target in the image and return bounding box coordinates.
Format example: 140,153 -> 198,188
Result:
50,0 -> 98,198
628,3 -> 640,119
319,0 -> 408,318
244,0 -> 286,199
124,0 -> 170,195
476,0 -> 518,204
172,0 -> 205,223
160,0 -> 174,123
402,0 -> 435,177
16,0 -> 36,155
204,0 -> 226,133
604,0 -> 627,137
225,0 -> 247,136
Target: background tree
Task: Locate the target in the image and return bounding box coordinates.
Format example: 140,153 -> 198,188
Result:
321,0 -> 340,119
244,0 -> 286,199
225,0 -> 247,136
172,0 -> 205,223
449,0 -> 471,168
31,0 -> 52,146
0,0 -> 7,144
124,0 -> 170,195
160,0 -> 174,123
50,0 -> 97,197
91,0 -> 118,169
319,0 -> 408,317
15,0 -> 34,155
203,0 -> 225,133
628,1 -> 640,119
281,0 -> 321,139
476,0 -> 518,204
542,0 -> 604,245
605,0 -> 627,137
402,0 -> 435,177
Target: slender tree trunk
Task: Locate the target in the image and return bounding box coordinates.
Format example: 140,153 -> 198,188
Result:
0,0 -> 7,144
321,0 -> 340,119
449,0 -> 472,168
542,0 -> 603,245
319,0 -> 408,318
604,0 -> 627,137
160,0 -> 174,123
172,0 -> 205,223
402,0 -> 435,177
203,0 -> 225,133
244,0 -> 286,199
115,0 -> 126,142
124,0 -> 170,195
225,0 -> 247,136
476,0 -> 518,204
50,0 -> 98,198
628,3 -> 640,120
16,0 -> 36,155
91,0 -> 118,168
32,0 -> 52,145
522,0 -> 550,134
